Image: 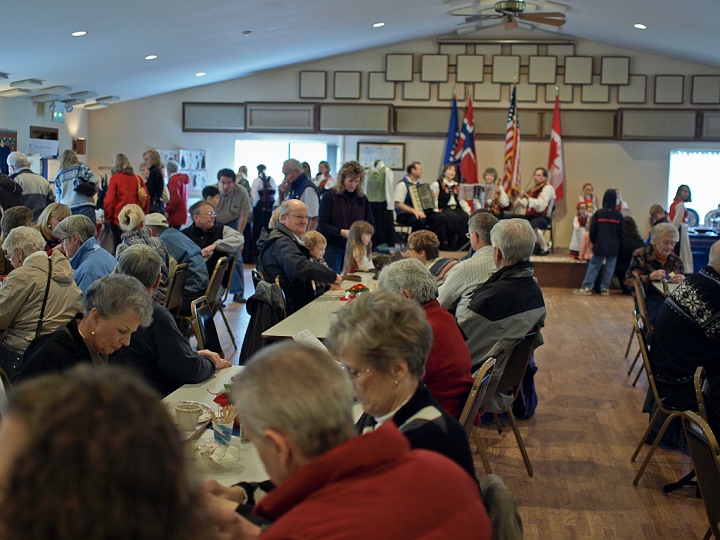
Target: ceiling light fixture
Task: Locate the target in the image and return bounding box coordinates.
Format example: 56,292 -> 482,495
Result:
9,79 -> 43,88
0,88 -> 31,98
242,30 -> 251,36
373,22 -> 385,28
95,95 -> 120,103
196,72 -> 207,77
70,91 -> 97,99
145,55 -> 158,60
31,94 -> 61,103
634,23 -> 646,29
84,102 -> 109,110
43,86 -> 72,94
71,31 -> 87,37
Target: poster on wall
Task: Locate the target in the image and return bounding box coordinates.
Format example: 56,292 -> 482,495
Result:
157,148 -> 179,166
179,149 -> 206,170
357,142 -> 405,170
183,170 -> 208,194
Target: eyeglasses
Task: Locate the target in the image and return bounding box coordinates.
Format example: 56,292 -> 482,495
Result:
340,364 -> 371,380
465,231 -> 474,238
657,240 -> 677,247
203,211 -> 217,217
288,214 -> 309,221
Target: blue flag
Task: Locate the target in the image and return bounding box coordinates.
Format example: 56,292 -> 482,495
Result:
443,97 -> 459,166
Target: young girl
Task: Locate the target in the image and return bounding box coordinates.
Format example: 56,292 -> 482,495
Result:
569,202 -> 589,259
303,230 -> 329,267
342,221 -> 374,274
579,183 -> 596,207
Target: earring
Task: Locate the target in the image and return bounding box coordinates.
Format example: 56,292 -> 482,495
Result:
394,380 -> 399,387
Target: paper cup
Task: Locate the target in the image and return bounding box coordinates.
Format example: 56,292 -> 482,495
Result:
176,403 -> 202,431
213,421 -> 233,446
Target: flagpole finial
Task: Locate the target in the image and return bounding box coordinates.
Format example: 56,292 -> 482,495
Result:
555,86 -> 559,97
513,75 -> 518,85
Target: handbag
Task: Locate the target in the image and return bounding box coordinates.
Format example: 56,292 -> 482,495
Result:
73,165 -> 99,197
0,258 -> 53,383
136,175 -> 149,208
162,185 -> 170,204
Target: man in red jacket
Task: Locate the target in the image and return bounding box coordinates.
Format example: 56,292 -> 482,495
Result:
164,160 -> 189,229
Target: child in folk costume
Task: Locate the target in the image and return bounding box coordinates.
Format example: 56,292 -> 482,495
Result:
341,221 -> 374,274
579,183 -> 597,208
569,202 -> 590,259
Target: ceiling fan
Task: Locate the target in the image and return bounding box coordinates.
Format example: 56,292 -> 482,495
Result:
452,0 -> 567,31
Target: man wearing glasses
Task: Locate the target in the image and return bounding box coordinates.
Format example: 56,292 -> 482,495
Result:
182,200 -> 244,280
257,200 -> 341,314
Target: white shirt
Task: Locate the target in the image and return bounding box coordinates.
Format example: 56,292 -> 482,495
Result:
250,176 -> 277,207
394,176 -> 417,206
438,245 -> 497,320
300,188 -> 319,219
520,183 -> 555,215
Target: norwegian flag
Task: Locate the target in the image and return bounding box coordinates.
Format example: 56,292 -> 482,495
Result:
454,97 -> 478,184
502,87 -> 521,196
548,95 -> 565,202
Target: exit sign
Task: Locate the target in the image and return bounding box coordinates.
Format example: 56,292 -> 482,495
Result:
52,110 -> 64,123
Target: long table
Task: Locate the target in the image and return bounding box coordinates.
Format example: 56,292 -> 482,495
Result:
262,273 -> 377,341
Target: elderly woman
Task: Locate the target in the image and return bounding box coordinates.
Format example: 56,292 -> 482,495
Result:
326,288 -> 476,479
104,153 -> 150,248
0,227 -> 82,381
34,202 -> 71,251
378,258 -> 474,419
406,230 -> 457,285
53,215 -> 116,294
625,222 -> 684,324
53,149 -> 98,221
0,368 -> 213,540
18,274 -> 152,380
115,204 -> 171,304
317,160 -> 375,273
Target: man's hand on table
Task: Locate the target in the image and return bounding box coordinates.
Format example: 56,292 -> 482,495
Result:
201,480 -> 260,540
199,350 -> 232,370
329,274 -> 344,290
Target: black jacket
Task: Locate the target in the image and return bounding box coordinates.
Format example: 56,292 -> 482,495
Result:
256,224 -> 337,314
239,281 -> 286,364
589,189 -> 625,258
0,173 -> 23,212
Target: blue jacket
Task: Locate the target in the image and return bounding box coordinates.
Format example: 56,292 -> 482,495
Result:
70,237 -> 116,294
159,228 -> 209,296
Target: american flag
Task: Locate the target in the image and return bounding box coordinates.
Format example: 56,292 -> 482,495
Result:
454,97 -> 478,184
502,87 -> 521,195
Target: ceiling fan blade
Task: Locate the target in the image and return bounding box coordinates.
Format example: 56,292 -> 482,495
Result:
463,13 -> 503,23
518,12 -> 566,25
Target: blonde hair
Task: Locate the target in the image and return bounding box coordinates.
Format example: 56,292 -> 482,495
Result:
143,148 -> 162,169
303,230 -> 327,250
112,154 -> 134,175
268,207 -> 281,229
35,203 -> 71,240
59,149 -> 81,171
118,204 -> 145,232
342,221 -> 373,274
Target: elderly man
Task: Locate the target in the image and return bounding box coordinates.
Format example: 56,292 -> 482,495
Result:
204,341 -> 491,540
438,211 -> 498,319
256,199 -> 340,314
458,218 -> 546,413
394,161 -> 446,245
378,258 -> 474,419
53,215 -> 116,294
650,240 -> 720,418
280,159 -> 320,231
145,213 -> 209,313
513,167 -> 555,255
182,200 -> 243,281
6,152 -> 54,222
112,245 -> 230,395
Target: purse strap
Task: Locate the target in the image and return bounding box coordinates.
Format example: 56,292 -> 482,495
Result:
35,257 -> 53,339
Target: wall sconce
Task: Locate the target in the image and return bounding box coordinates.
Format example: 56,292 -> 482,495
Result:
73,138 -> 87,154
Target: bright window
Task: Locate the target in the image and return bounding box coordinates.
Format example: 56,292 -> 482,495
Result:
668,150 -> 720,226
234,140 -> 338,184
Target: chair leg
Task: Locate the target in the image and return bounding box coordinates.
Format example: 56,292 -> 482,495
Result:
492,413 -> 503,434
624,327 -> 634,358
472,426 -> 492,475
633,412 -> 683,485
632,408 -> 661,462
702,526 -> 711,540
627,350 -> 641,376
507,411 -> 534,476
219,308 -> 238,350
632,363 -> 646,387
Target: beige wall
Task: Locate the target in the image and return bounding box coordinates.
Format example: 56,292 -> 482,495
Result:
88,35 -> 720,247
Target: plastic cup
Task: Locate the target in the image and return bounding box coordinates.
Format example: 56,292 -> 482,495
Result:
213,421 -> 233,446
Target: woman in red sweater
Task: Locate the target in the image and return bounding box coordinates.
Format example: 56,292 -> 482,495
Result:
104,153 -> 149,247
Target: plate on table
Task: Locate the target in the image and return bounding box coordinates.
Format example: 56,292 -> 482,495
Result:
167,401 -> 214,424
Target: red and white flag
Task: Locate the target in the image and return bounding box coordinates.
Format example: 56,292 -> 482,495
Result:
454,97 -> 478,184
502,87 -> 521,196
548,95 -> 565,202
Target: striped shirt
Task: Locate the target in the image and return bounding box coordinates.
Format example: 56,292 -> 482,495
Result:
438,245 -> 496,320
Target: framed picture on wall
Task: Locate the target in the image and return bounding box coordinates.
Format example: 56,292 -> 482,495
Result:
178,149 -> 206,170
157,149 -> 179,166
182,170 -> 208,194
357,142 -> 405,170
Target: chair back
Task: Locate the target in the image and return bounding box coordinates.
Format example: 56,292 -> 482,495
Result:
632,272 -> 653,335
459,358 -> 496,437
222,254 -> 239,303
163,263 -> 188,314
495,330 -> 539,400
205,257 -> 228,311
191,296 -> 224,358
682,411 -> 720,540
695,366 -> 709,422
252,269 -> 265,288
274,275 -> 288,318
632,311 -> 674,415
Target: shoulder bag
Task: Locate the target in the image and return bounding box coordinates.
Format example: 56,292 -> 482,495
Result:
73,165 -> 99,197
136,175 -> 149,208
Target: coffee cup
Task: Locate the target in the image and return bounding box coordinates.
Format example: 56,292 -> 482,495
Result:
176,403 -> 202,431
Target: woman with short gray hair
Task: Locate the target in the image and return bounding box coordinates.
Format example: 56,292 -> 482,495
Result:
625,222 -> 684,324
19,273 -> 153,381
0,227 -> 83,381
326,289 -> 476,479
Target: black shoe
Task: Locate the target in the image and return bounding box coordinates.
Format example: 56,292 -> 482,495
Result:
233,294 -> 246,303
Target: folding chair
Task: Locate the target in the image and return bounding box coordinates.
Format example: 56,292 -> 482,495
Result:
682,412 -> 720,540
251,269 -> 265,288
175,257 -> 228,337
217,254 -> 239,350
459,358 -> 496,476
628,272 -> 653,386
0,368 -> 10,415
163,263 -> 188,316
190,296 -> 224,358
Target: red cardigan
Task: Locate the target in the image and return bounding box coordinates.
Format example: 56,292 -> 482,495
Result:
165,173 -> 189,226
104,172 -> 149,224
422,299 -> 475,419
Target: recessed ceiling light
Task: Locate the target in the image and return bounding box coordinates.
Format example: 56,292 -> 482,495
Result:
196,72 -> 207,77
373,22 -> 385,28
145,55 -> 158,60
633,23 -> 646,29
84,102 -> 109,110
242,30 -> 252,36
71,31 -> 87,37
95,95 -> 120,103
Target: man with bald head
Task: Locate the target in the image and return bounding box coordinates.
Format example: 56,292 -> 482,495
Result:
256,199 -> 340,314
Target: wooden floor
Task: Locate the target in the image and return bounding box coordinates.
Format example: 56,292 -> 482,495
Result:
218,269 -> 709,540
